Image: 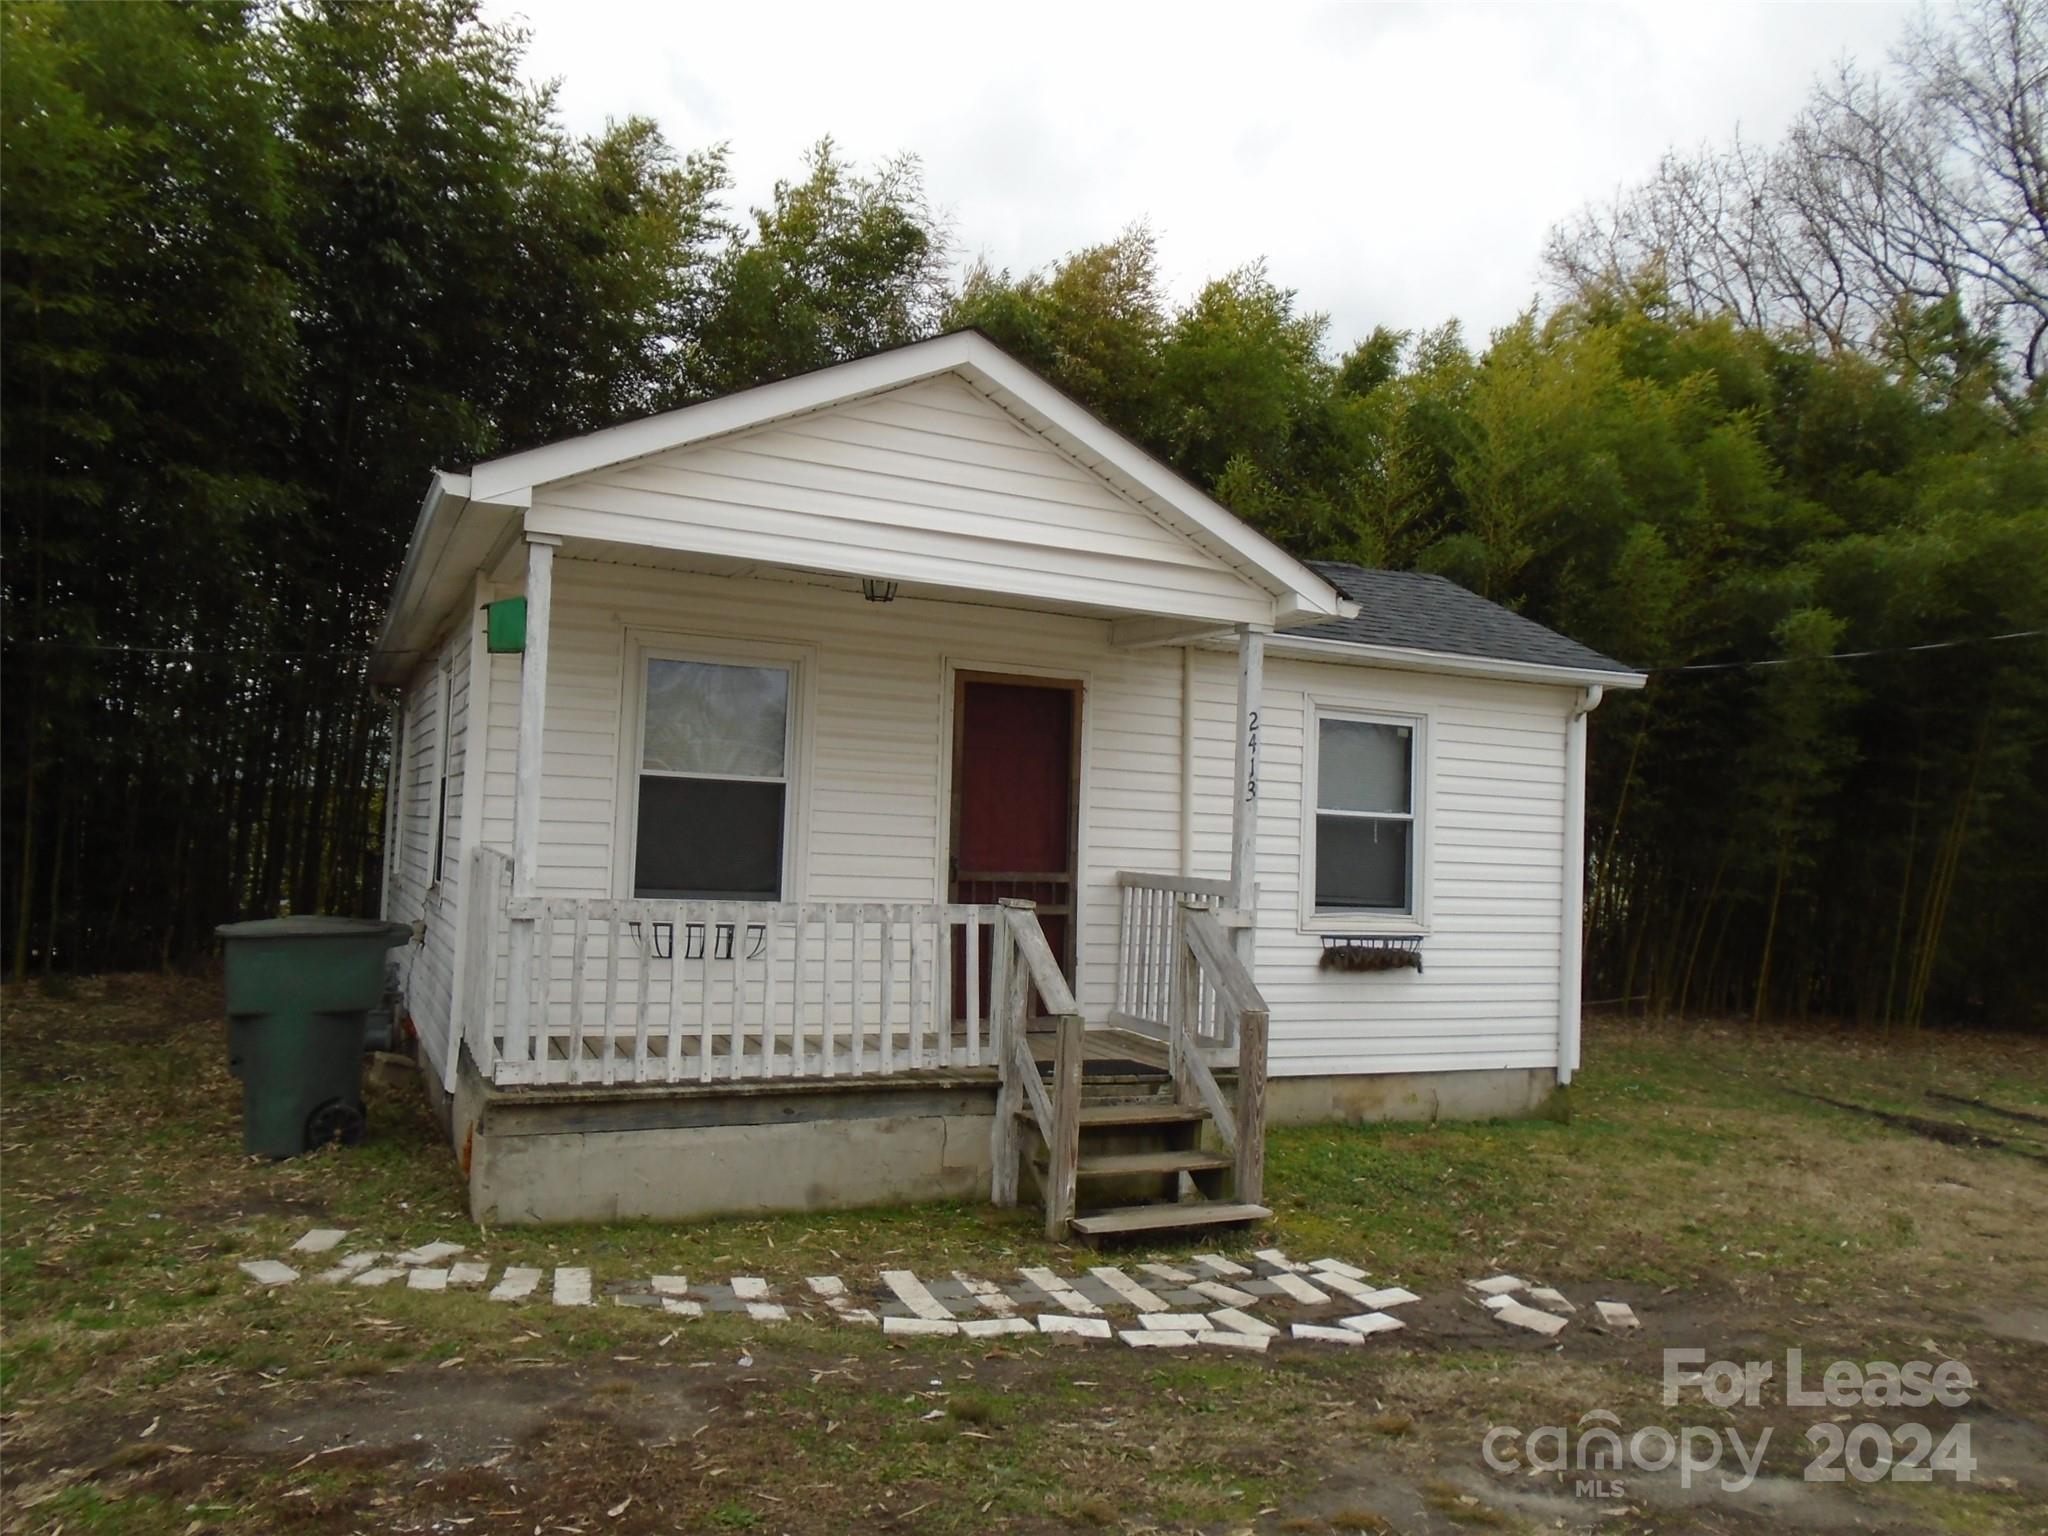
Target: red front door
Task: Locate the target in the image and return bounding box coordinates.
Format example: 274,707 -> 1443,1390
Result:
949,674 -> 1080,998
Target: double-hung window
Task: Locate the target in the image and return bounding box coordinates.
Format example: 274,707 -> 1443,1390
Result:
631,653 -> 793,900
1311,711 -> 1421,919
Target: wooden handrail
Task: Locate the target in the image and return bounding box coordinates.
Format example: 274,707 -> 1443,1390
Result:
1171,901 -> 1272,1207
1115,869 -> 1235,898
990,899 -> 1084,1237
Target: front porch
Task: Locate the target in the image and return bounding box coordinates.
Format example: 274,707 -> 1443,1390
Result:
452,845 -> 1271,1237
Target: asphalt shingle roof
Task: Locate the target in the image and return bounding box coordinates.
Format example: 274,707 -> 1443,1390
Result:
1298,563 -> 1639,676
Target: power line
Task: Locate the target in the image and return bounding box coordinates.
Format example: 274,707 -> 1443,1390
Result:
1654,627 -> 2045,675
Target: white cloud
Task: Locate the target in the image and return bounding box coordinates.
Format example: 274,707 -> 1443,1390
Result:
489,0 -> 1913,350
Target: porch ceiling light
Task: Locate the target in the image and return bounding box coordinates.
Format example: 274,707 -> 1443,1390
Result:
861,577 -> 899,604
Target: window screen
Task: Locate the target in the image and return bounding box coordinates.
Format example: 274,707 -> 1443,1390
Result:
1314,717 -> 1415,913
634,658 -> 790,899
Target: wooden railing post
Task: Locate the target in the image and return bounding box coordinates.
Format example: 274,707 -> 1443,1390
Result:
991,898 -> 1035,1207
1047,1011 -> 1084,1240
1234,1005 -> 1269,1207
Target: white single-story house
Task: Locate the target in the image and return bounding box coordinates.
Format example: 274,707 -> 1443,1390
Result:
371,330 -> 1644,1234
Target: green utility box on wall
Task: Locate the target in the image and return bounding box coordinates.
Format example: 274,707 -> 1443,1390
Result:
485,597 -> 526,654
215,916 -> 411,1157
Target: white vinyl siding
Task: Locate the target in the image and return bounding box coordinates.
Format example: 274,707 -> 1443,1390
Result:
389,624 -> 471,1083
525,376 -> 1274,627
470,558 -> 1575,1079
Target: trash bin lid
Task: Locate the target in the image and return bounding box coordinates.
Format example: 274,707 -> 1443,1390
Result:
215,916 -> 413,942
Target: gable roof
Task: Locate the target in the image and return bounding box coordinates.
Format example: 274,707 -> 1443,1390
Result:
1283,563 -> 1645,686
461,329 -> 1349,625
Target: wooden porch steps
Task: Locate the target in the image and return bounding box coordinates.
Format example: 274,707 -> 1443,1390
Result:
1069,1201 -> 1273,1239
1037,1147 -> 1233,1180
1070,1101 -> 1208,1128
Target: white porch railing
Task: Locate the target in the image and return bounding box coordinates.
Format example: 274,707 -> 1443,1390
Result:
1110,870 -> 1236,1047
465,847 -> 1017,1087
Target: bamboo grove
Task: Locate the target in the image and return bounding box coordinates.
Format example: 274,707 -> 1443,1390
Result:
5,0 -> 2044,1028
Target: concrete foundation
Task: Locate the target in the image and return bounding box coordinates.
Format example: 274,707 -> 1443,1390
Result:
1265,1066 -> 1566,1125
449,1048 -> 999,1225
430,1049 -> 1563,1226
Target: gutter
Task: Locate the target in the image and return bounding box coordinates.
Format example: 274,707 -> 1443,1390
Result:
1559,684 -> 1606,1084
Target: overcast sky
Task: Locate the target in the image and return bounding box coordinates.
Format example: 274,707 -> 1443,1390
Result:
487,1 -> 1916,352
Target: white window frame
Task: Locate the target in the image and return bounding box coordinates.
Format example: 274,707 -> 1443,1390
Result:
1299,701 -> 1429,934
614,631 -> 813,903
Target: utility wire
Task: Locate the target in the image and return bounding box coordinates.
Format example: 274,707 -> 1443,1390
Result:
1653,627 -> 2045,675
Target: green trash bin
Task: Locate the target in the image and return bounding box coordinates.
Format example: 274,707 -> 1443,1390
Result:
216,916 -> 412,1158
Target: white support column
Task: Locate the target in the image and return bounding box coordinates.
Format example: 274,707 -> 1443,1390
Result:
504,533 -> 558,1070
1559,684 -> 1605,1084
1228,624 -> 1268,966
443,573 -> 494,1092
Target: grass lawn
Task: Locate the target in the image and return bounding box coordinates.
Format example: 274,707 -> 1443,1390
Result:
3,973 -> 2045,1534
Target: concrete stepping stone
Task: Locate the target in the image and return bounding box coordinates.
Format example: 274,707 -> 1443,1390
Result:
652,1274 -> 691,1297
1358,1286 -> 1420,1309
1338,1312 -> 1405,1337
1308,1257 -> 1367,1280
744,1302 -> 788,1322
1267,1271 -> 1332,1305
1529,1286 -> 1576,1314
1088,1266 -> 1170,1313
1189,1279 -> 1258,1308
314,1252 -> 384,1284
955,1272 -> 1016,1315
884,1315 -> 958,1338
1314,1272 -> 1377,1303
289,1229 -> 348,1255
1190,1253 -> 1252,1278
662,1298 -> 705,1317
805,1275 -> 876,1326
1254,1247 -> 1309,1273
1208,1307 -> 1280,1338
730,1276 -> 770,1301
490,1266 -> 543,1301
239,1260 -> 298,1286
1121,1328 -> 1196,1348
1594,1300 -> 1640,1331
1140,1312 -> 1211,1331
1494,1301 -> 1568,1337
551,1268 -> 593,1307
395,1240 -> 465,1267
351,1266 -> 403,1288
962,1316 -> 1034,1338
1197,1329 -> 1268,1353
447,1262 -> 490,1287
1467,1274 -> 1526,1297
881,1269 -> 953,1322
1291,1323 -> 1362,1345
1037,1313 -> 1112,1339
406,1267 -> 449,1292
1137,1261 -> 1197,1284
1020,1267 -> 1102,1316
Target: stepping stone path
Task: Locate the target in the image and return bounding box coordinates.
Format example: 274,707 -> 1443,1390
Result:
247,1226 -> 1620,1355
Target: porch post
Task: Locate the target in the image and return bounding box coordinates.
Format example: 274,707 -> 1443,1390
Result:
504,532 -> 558,1069
1228,623 -> 1268,967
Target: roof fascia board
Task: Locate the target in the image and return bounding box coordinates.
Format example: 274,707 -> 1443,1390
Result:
467,334 -> 990,503
374,471 -> 470,661
1258,630 -> 1648,690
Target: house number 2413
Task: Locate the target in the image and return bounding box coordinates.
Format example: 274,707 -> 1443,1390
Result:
1245,709 -> 1259,801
